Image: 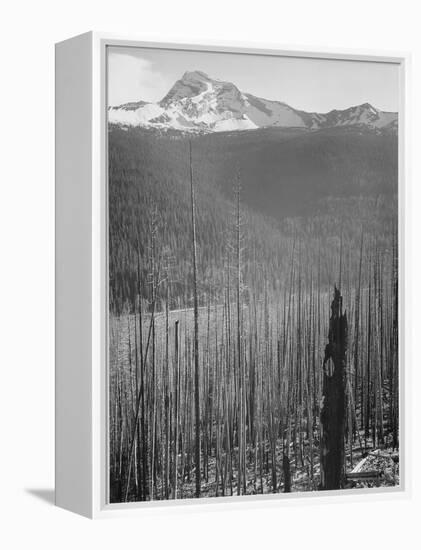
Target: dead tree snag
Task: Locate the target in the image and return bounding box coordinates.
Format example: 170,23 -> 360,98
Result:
320,286 -> 347,490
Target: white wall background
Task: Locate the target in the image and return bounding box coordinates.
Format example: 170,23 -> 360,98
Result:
0,0 -> 419,547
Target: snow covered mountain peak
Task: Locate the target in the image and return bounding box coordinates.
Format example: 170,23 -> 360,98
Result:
160,70 -> 214,107
108,71 -> 398,134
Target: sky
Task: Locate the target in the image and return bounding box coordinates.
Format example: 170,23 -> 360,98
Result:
107,46 -> 399,113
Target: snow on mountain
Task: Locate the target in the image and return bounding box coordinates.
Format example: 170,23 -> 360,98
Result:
108,70 -> 398,134
244,94 -> 307,128
301,103 -> 398,130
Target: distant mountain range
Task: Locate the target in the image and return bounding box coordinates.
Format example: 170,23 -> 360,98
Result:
109,70 -> 398,134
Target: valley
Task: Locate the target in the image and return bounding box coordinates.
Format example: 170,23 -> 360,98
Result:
108,119 -> 399,502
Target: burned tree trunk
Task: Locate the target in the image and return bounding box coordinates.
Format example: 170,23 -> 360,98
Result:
282,453 -> 291,493
320,286 -> 347,490
189,140 -> 201,499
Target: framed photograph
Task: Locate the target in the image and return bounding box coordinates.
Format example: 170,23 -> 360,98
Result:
55,32 -> 408,518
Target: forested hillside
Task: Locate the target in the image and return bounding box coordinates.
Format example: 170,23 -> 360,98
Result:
108,123 -> 399,503
108,125 -> 397,315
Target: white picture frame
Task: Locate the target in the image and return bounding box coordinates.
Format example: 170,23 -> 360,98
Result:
55,31 -> 410,518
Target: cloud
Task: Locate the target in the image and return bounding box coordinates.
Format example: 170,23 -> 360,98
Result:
108,53 -> 169,106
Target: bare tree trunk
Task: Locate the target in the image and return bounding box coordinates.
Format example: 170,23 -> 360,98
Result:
235,176 -> 245,495
189,140 -> 201,498
320,286 -> 348,490
282,452 -> 291,493
354,231 -> 363,426
173,320 -> 180,499
164,286 -> 170,499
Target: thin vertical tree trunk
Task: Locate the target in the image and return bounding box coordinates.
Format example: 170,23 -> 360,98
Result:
283,452 -> 291,493
189,140 -> 201,498
235,175 -> 245,495
354,231 -> 363,425
164,285 -> 170,499
173,319 -> 180,499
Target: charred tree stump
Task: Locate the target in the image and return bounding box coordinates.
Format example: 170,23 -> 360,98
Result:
320,286 -> 348,490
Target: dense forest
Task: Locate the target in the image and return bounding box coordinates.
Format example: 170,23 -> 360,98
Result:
108,124 -> 399,502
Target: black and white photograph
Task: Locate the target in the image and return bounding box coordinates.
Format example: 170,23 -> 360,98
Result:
107,46 -> 400,503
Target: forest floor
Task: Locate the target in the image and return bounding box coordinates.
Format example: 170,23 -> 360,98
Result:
110,311 -> 399,501
148,439 -> 399,500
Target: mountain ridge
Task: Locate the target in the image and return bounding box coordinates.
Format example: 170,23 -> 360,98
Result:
108,70 -> 398,134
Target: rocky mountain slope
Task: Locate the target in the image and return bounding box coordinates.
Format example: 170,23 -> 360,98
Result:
108,70 -> 398,133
